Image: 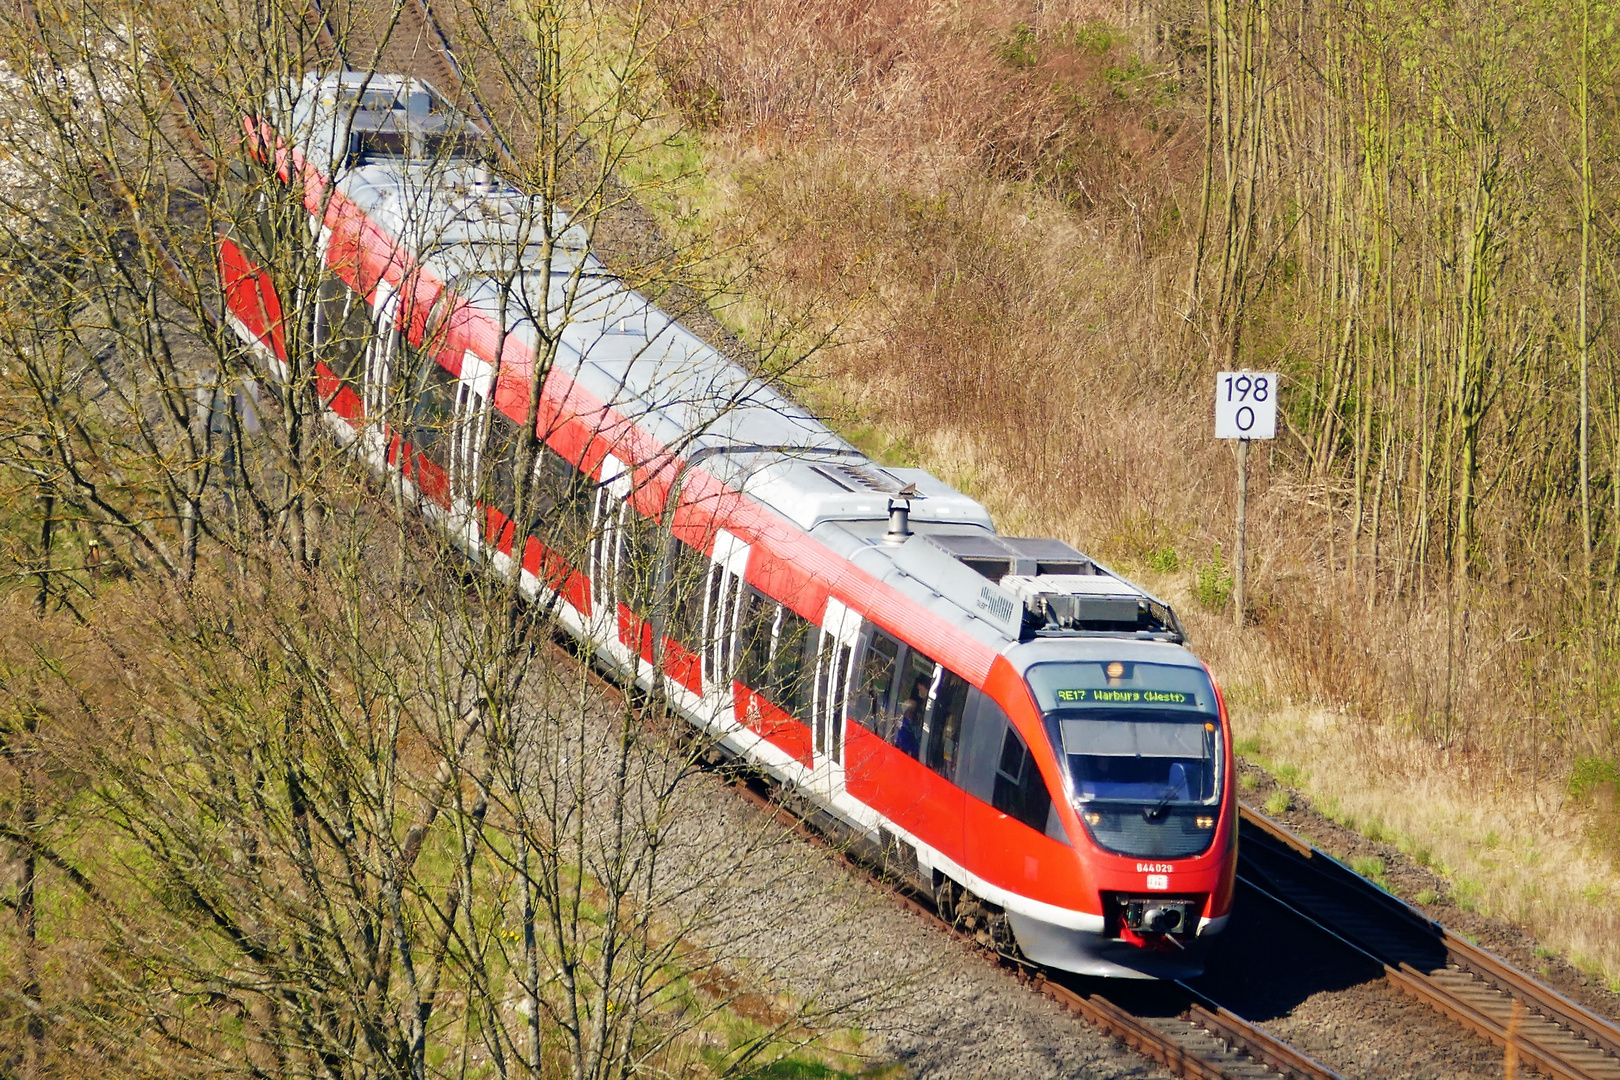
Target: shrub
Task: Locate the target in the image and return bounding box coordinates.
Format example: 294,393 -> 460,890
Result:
1264,789 -> 1293,815
1073,21 -> 1119,53
1569,755 -> 1620,800
1147,544 -> 1180,572
1195,545 -> 1232,611
996,23 -> 1039,69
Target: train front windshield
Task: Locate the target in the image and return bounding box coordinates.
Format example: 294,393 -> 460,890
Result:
1025,661 -> 1223,858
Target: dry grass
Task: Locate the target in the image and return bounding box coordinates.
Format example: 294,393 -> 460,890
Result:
613,0 -> 1620,979
1232,703 -> 1620,987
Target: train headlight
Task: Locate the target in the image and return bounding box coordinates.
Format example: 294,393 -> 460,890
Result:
1083,811 -> 1102,826
1196,816 -> 1215,829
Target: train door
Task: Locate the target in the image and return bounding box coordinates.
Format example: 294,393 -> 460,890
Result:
587,456 -> 635,671
700,530 -> 750,736
446,349 -> 494,548
808,598 -> 859,801
362,280 -> 399,469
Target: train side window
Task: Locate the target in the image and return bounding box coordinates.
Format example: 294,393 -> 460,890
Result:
406,347 -> 458,465
617,501 -> 663,614
923,667 -> 971,782
992,726 -> 1053,834
851,629 -> 902,739
484,411 -> 594,561
891,647 -> 936,760
707,561 -> 733,676
314,278 -> 372,387
541,448 -> 594,562
955,689 -> 1006,804
772,608 -> 819,722
736,589 -> 777,691
485,407 -> 522,513
666,540 -> 710,649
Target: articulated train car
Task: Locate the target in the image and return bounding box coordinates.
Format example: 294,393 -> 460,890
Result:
221,72 -> 1237,978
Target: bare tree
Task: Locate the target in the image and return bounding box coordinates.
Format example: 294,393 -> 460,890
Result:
0,0 -> 891,1076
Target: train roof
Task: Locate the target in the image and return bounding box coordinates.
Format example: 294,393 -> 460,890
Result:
275,74 -> 1189,658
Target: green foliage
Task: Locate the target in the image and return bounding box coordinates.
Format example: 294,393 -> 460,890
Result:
1240,772 -> 1260,790
1194,545 -> 1232,610
1104,55 -> 1153,92
1233,735 -> 1262,756
1350,855 -> 1387,880
1416,887 -> 1442,906
1569,755 -> 1620,800
1146,544 -> 1180,572
996,24 -> 1040,69
1263,789 -> 1293,815
1073,21 -> 1121,53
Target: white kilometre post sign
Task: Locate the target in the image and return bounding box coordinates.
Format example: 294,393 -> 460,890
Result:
1215,372 -> 1277,628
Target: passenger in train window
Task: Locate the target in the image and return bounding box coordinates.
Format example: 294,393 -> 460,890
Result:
893,673 -> 930,758
893,695 -> 922,757
923,669 -> 970,780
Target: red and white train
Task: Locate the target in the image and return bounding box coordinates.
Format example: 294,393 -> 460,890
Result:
221,72 -> 1237,978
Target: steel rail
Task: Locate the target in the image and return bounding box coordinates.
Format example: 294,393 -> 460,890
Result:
1240,806 -> 1620,1080
721,774 -> 1338,1080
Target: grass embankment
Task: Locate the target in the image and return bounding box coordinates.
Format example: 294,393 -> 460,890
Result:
604,0 -> 1620,986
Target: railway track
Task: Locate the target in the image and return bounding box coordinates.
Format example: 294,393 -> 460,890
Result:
1238,806 -> 1620,1080
722,772 -> 1345,1080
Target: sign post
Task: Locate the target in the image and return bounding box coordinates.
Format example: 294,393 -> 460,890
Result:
1215,372 -> 1277,628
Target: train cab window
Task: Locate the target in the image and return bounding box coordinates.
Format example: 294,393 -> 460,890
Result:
313,278 -> 373,389
955,690 -> 1009,804
923,668 -> 970,782
992,726 -> 1053,834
